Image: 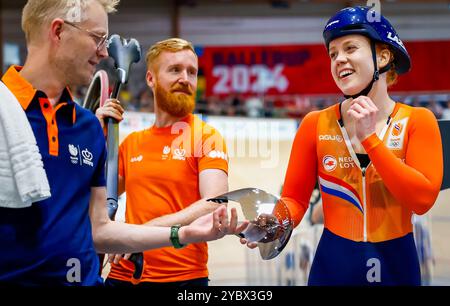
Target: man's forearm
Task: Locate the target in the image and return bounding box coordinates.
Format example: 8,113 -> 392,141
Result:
92,206 -> 233,254
93,220 -> 173,254
144,199 -> 221,227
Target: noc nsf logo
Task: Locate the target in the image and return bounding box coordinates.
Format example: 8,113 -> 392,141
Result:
69,144 -> 94,167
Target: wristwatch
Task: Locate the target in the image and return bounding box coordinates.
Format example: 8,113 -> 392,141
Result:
170,224 -> 186,249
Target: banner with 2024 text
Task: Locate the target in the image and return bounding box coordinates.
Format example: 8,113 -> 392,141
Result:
199,40 -> 450,97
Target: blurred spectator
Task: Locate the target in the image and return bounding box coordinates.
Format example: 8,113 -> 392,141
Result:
230,94 -> 245,116
70,85 -> 87,105
285,95 -> 308,119
137,88 -> 154,113
101,86 -> 450,119
307,102 -> 320,114
207,95 -> 223,116
264,99 -> 274,118
441,100 -> 450,120
410,96 -> 421,108
196,92 -> 209,115
118,90 -> 132,111
245,96 -> 264,117
427,100 -> 443,119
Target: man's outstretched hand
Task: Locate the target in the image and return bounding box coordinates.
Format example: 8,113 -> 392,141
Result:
182,206 -> 249,244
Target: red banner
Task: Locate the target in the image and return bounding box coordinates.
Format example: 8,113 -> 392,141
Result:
199,40 -> 450,97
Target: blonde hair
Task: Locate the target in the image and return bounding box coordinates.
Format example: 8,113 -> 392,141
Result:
376,43 -> 398,87
22,0 -> 120,43
145,38 -> 197,70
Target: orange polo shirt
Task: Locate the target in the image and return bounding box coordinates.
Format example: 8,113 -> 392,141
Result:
108,114 -> 228,283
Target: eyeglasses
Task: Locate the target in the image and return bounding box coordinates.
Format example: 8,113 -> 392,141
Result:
63,20 -> 108,51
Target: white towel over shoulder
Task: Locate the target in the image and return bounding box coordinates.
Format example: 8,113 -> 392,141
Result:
0,81 -> 51,208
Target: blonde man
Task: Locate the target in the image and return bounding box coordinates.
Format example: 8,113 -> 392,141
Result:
97,38 -> 230,287
0,1 -> 244,286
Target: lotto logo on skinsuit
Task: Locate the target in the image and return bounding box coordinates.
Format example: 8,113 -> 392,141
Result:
323,155 -> 337,172
338,156 -> 355,169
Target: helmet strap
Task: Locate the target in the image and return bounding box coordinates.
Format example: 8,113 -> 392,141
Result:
344,40 -> 391,99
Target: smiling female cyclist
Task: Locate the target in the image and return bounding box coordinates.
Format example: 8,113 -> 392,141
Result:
280,6 -> 443,285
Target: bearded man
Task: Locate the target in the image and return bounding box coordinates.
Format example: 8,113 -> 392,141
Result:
96,38 -> 229,287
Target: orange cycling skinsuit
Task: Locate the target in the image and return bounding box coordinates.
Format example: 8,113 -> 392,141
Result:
279,6 -> 443,286
108,113 -> 228,283
282,102 -> 443,285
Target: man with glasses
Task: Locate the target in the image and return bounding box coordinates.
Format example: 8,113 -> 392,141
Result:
0,0 -> 245,286
63,20 -> 109,52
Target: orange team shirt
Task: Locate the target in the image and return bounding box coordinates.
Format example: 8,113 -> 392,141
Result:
282,102 -> 443,242
108,114 -> 228,282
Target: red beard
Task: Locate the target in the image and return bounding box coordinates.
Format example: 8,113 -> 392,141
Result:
155,81 -> 196,118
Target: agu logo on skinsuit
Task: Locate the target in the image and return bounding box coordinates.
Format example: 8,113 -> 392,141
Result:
319,134 -> 343,142
322,155 -> 337,172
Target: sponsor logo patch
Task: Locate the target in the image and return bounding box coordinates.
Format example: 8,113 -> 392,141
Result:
386,118 -> 408,150
131,155 -> 143,163
69,144 -> 93,167
323,155 -> 337,172
319,134 -> 343,142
